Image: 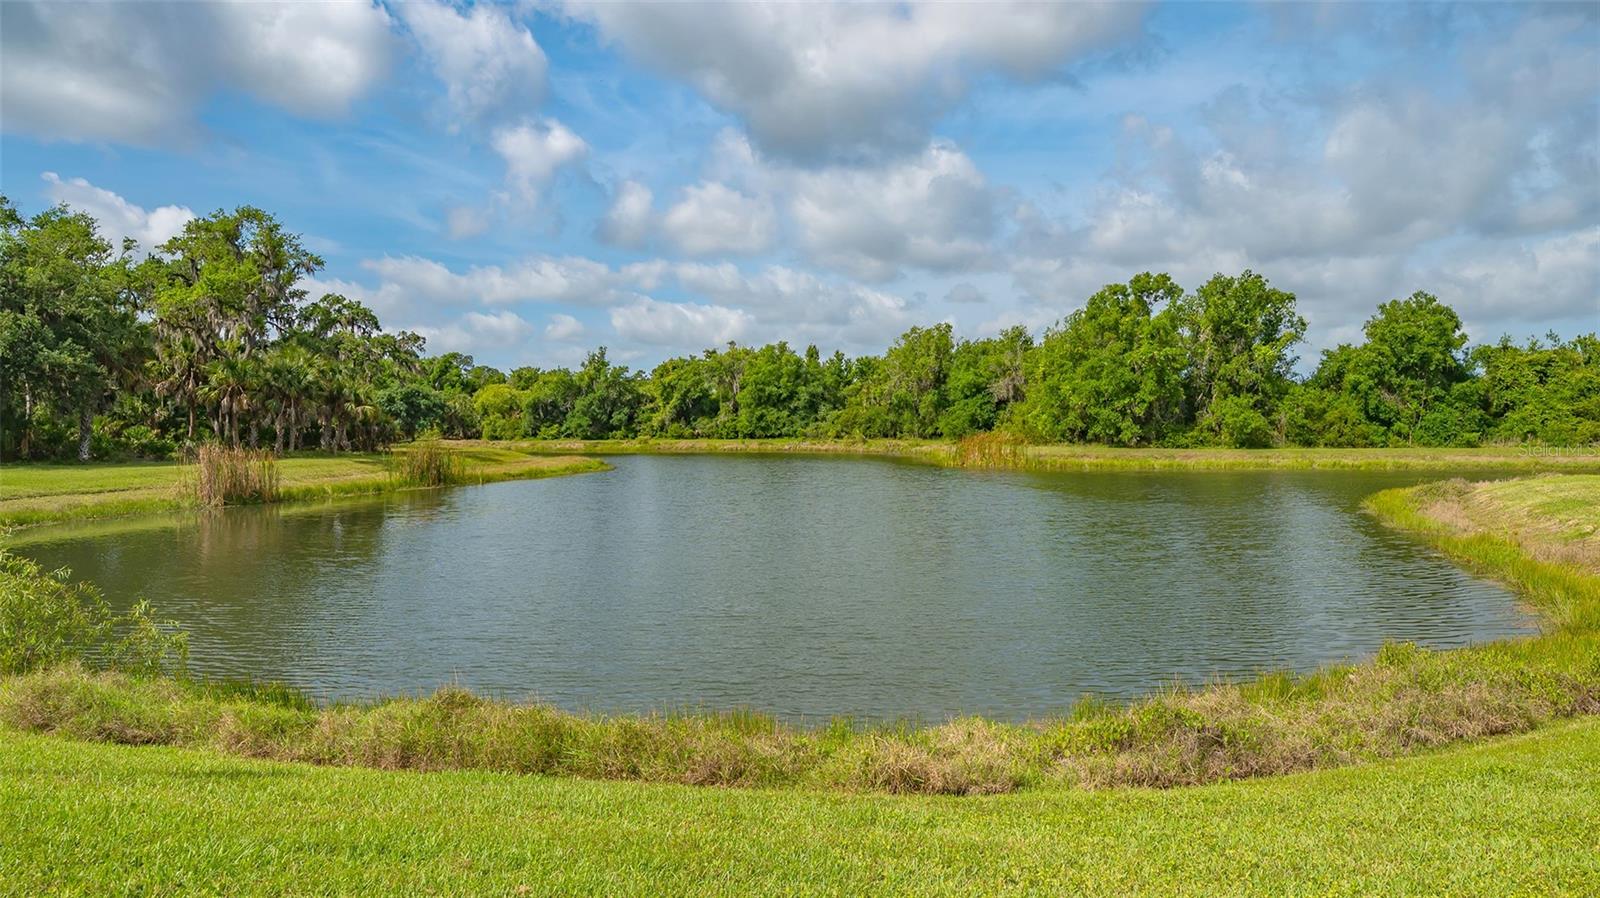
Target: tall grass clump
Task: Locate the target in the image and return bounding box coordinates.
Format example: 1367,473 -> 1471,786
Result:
189,444 -> 279,507
390,441 -> 467,487
953,431 -> 1027,468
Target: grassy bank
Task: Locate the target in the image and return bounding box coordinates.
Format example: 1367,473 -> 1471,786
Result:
3,473 -> 1600,892
510,436 -> 1600,472
0,448 -> 608,533
3,719 -> 1597,895
4,473 -> 1597,796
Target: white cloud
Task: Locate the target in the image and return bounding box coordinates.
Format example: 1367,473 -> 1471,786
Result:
659,182 -> 777,255
214,1 -> 395,117
40,172 -> 194,252
398,0 -> 546,129
299,275 -> 412,319
545,312 -> 587,342
491,118 -> 588,206
669,262 -> 915,350
610,297 -> 755,346
1002,9 -> 1599,348
0,0 -> 393,145
561,0 -> 1145,161
414,310 -> 536,353
788,141 -> 995,280
362,254 -> 629,306
1426,228 -> 1600,327
598,180 -> 656,248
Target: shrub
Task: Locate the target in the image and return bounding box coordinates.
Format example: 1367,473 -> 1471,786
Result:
0,552 -> 186,677
190,443 -> 279,506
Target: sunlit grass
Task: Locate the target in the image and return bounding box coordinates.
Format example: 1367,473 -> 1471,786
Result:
3,718 -> 1597,895
0,448 -> 607,532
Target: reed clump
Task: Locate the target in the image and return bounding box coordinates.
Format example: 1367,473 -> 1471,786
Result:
953,431 -> 1027,468
389,441 -> 467,487
189,444 -> 279,507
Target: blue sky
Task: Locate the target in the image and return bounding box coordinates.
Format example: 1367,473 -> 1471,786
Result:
3,1 -> 1595,370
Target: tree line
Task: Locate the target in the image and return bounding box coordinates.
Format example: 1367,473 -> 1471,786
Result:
2,199 -> 1595,461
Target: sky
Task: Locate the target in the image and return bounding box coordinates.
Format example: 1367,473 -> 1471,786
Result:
2,1 -> 1596,371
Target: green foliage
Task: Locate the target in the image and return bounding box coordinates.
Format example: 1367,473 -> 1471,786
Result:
1475,334 -> 1600,445
1021,273 -> 1184,445
375,382 -> 446,441
2,193 -> 1594,455
1178,270 -> 1306,444
0,552 -> 186,676
472,383 -> 525,440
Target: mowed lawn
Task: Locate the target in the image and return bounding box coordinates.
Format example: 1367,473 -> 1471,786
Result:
0,449 -> 602,530
3,720 -> 1598,897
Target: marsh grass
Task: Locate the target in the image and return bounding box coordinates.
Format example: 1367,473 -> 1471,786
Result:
188,444 -> 279,507
4,473 -> 1598,796
388,441 -> 467,487
953,431 -> 1027,468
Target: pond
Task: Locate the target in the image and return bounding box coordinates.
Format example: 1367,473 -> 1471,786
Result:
13,456 -> 1535,722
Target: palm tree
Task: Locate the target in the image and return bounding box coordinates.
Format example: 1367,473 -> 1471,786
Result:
153,333 -> 208,443
203,350 -> 254,446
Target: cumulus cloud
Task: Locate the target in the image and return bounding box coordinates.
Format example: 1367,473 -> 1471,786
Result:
41,172 -> 194,252
0,0 -> 393,144
561,0 -> 1145,161
597,180 -> 656,248
1424,228 -> 1600,328
1004,8 -> 1599,348
491,118 -> 588,206
669,262 -> 915,350
788,141 -> 996,280
660,182 -> 777,255
398,0 -> 546,130
362,254 -> 628,306
610,297 -> 755,346
414,310 -> 536,353
545,313 -> 588,342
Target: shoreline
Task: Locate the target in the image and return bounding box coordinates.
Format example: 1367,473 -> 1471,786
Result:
3,473 -> 1596,796
507,436 -> 1600,472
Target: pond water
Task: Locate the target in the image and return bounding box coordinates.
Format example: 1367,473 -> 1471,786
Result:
13,455 -> 1535,721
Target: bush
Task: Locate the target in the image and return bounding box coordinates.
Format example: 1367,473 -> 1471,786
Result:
190,444 -> 279,506
1207,396 -> 1275,448
0,552 -> 186,677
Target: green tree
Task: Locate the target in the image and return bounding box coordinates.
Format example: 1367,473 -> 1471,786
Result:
1177,271 -> 1306,446
564,348 -> 642,439
1022,274 -> 1184,445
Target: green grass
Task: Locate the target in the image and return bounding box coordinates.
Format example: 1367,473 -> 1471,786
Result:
2,719 -> 1597,896
0,448 -> 608,533
2,471 -> 1600,892
509,436 -> 1600,472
